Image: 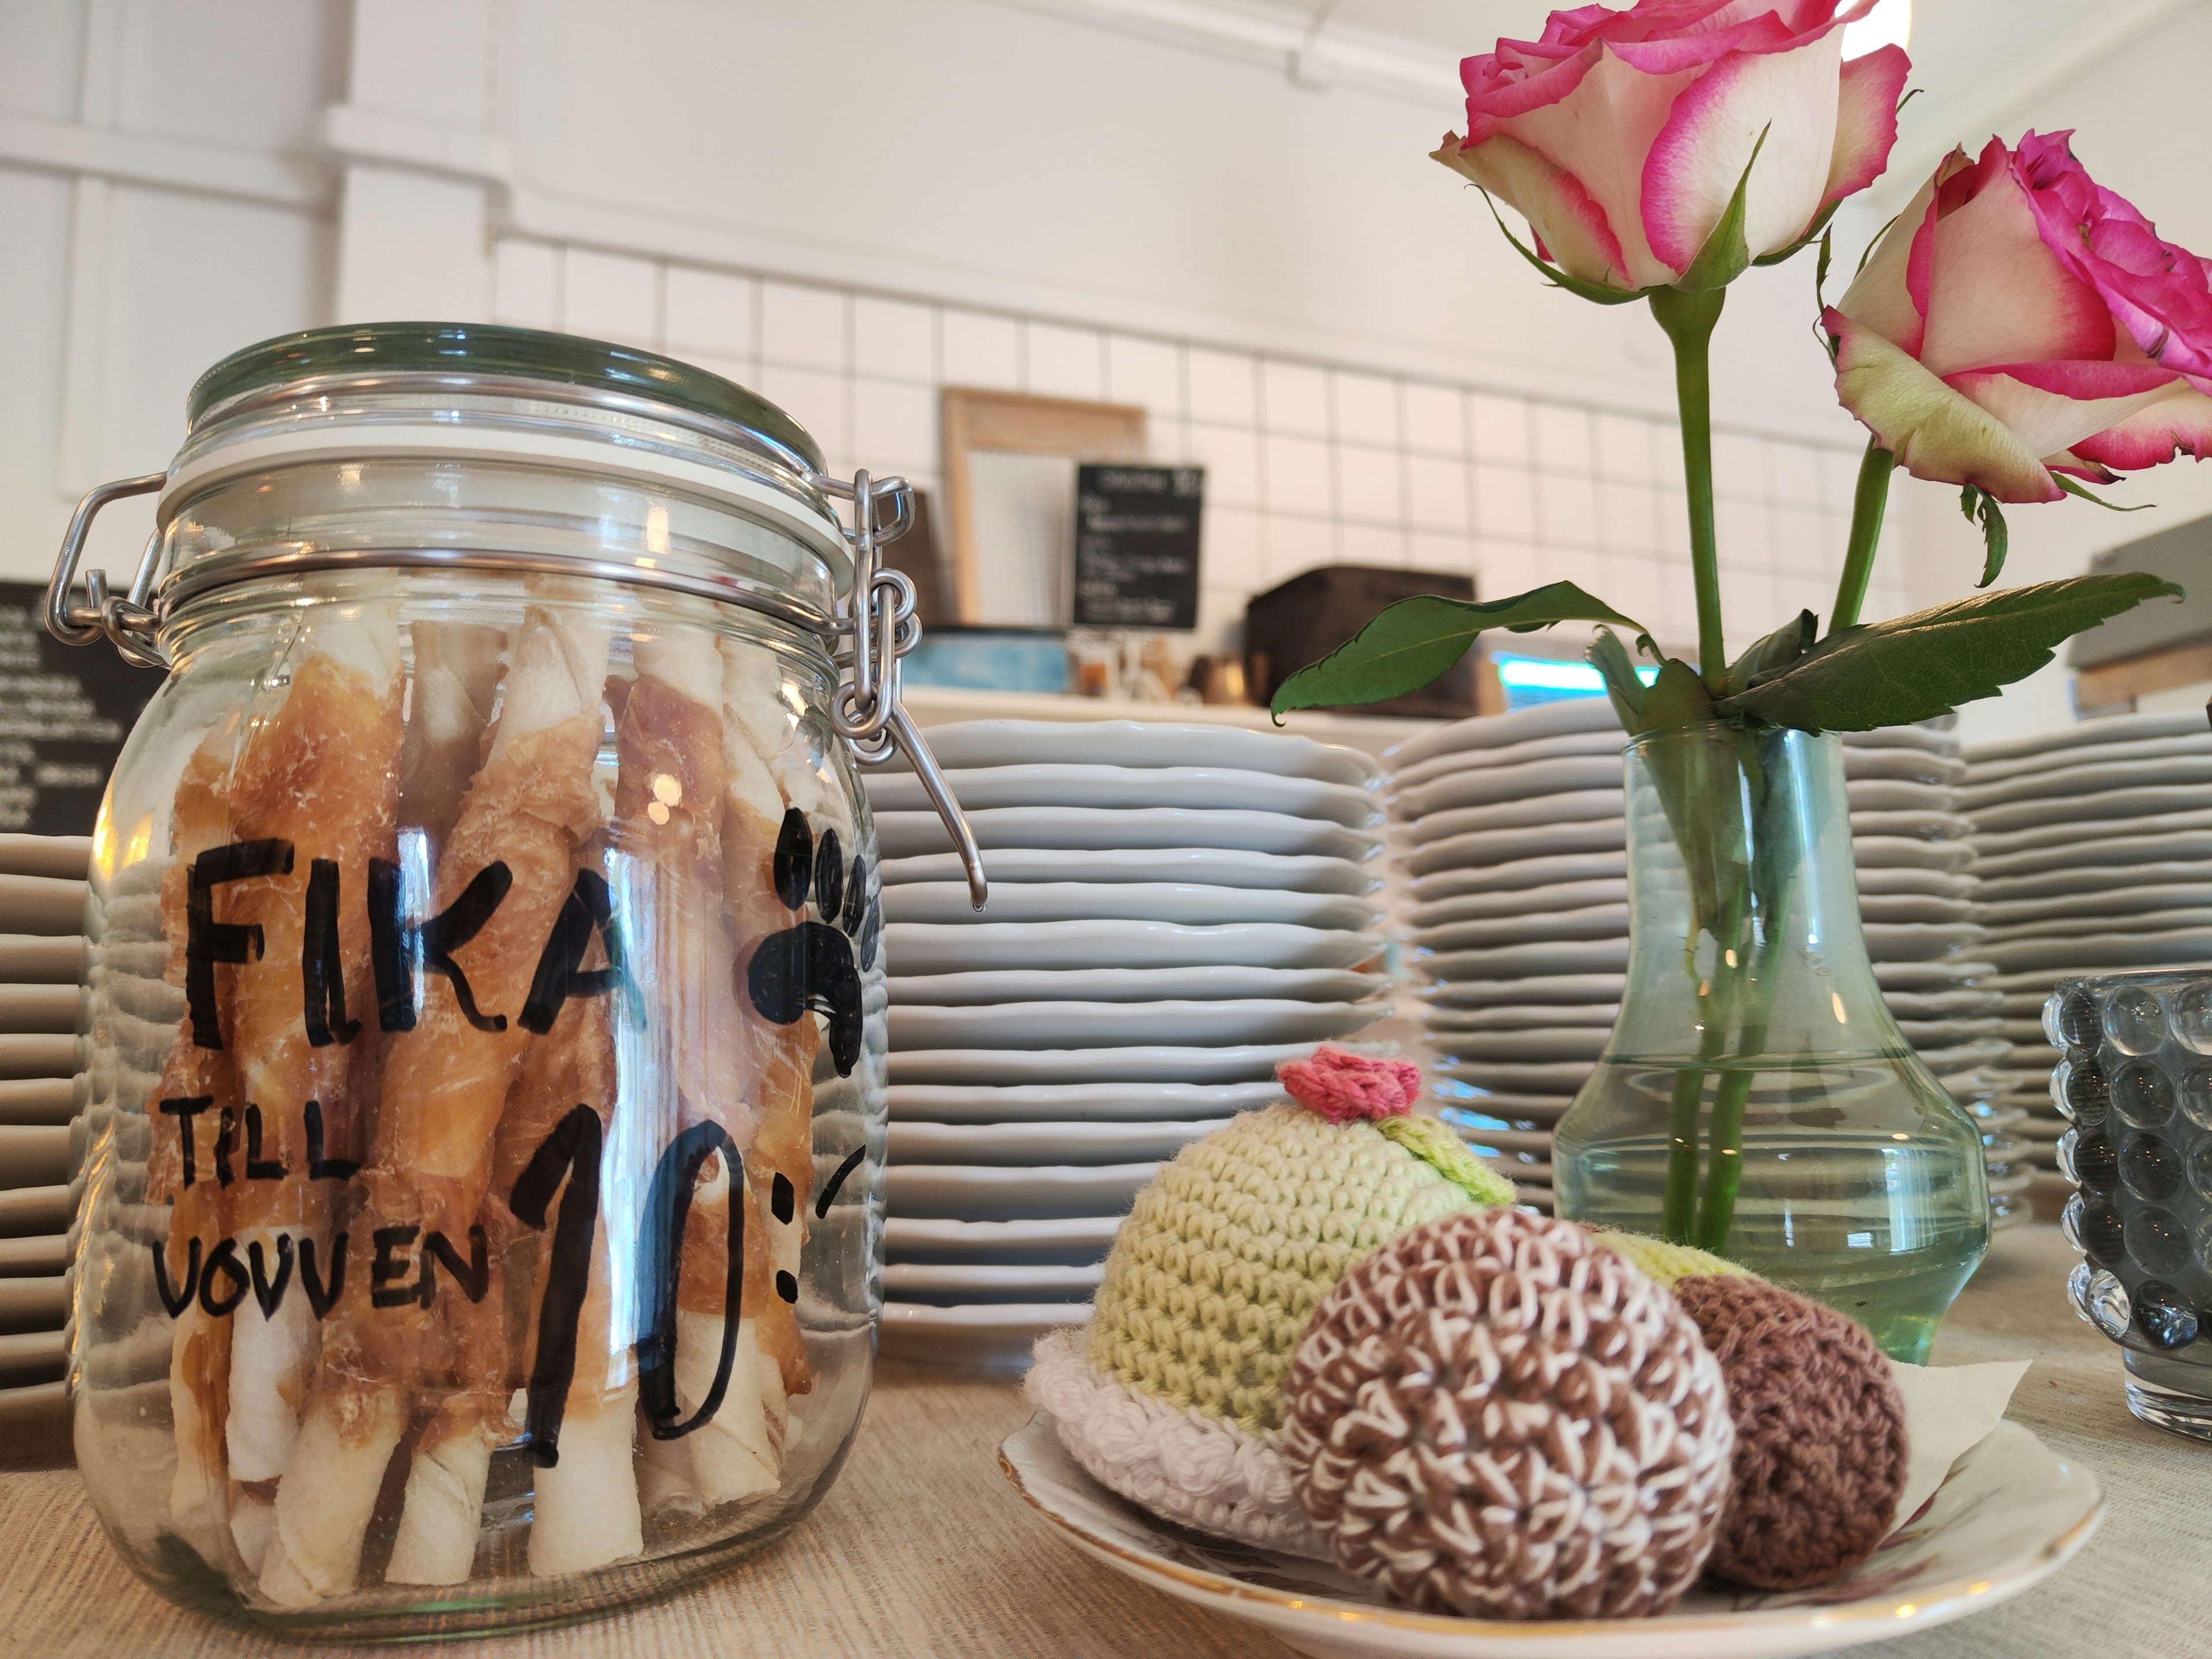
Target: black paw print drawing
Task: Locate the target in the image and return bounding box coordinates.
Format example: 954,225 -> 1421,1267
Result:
745,808 -> 877,1077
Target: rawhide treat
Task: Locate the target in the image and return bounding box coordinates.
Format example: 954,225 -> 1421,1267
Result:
1281,1207 -> 1733,1620
1025,1047 -> 1513,1555
1671,1274 -> 1908,1590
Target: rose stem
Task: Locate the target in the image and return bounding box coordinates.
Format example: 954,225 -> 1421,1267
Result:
1828,440 -> 1895,632
1647,284 -> 1729,688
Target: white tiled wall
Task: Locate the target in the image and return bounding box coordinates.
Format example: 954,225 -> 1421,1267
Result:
494,237 -> 1900,660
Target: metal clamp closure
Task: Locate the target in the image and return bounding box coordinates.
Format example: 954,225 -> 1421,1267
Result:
821,469 -> 987,911
46,474 -> 169,668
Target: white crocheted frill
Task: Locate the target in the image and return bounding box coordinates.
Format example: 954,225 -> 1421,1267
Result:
1024,1329 -> 1328,1558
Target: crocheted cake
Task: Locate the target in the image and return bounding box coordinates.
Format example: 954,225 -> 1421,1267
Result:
1280,1208 -> 1734,1619
1025,1047 -> 1514,1555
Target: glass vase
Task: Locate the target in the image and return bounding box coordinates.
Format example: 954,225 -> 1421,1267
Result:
1552,722 -> 1989,1361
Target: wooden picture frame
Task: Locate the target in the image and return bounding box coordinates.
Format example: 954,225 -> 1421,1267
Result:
940,387 -> 1147,626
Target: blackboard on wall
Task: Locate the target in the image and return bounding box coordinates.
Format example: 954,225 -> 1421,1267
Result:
1071,464 -> 1203,630
0,582 -> 165,834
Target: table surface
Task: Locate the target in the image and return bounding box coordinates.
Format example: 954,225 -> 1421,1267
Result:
1,1223 -> 2204,1659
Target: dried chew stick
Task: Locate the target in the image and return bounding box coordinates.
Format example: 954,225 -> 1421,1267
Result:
259,600 -> 612,1605
218,620 -> 404,1571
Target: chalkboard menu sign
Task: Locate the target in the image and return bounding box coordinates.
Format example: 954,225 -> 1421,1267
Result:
1072,464 -> 1204,630
0,581 -> 165,834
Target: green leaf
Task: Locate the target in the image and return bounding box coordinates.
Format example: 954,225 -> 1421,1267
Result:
2055,474 -> 2154,512
1675,125 -> 1770,291
1639,657 -> 1718,730
1960,485 -> 2009,587
1815,228 -> 1834,305
1270,584 -> 1649,717
1722,610 -> 1816,695
1586,627 -> 1648,731
1752,194 -> 1842,270
1713,574 -> 2184,732
1476,190 -> 1647,307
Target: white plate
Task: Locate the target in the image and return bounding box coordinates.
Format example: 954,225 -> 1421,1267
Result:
1421,1003 -> 1619,1031
1862,922 -> 1984,963
1842,748 -> 1969,786
1982,927 -> 2212,974
900,719 -> 1379,787
1893,1017 -> 2004,1046
1390,730 -> 1624,793
880,1301 -> 1087,1368
883,846 -> 1381,895
889,1081 -> 1283,1124
1420,938 -> 1630,980
1392,756 -> 1622,822
1963,710 -> 2205,766
1984,903 -> 2212,942
890,1041 -> 1361,1086
1434,1060 -> 1594,1093
1855,867 -> 1978,898
1425,1028 -> 1609,1063
0,937 -> 87,984
889,1118 -> 1225,1165
1412,853 -> 1628,902
1849,809 -> 1975,842
1881,988 -> 2001,1019
1965,730 -> 2212,786
1971,826 -> 2212,880
884,920 -> 1385,975
868,763 -> 1384,827
1412,904 -> 1629,953
1406,789 -> 1626,849
875,806 -> 1384,862
884,1214 -> 1125,1261
889,965 -> 1382,1006
0,1035 -> 77,1081
1961,752 -> 2212,813
888,997 -> 1389,1051
0,1275 -> 68,1330
1001,1411 -> 2102,1659
1972,790 -> 2212,841
885,880 -> 1381,930
1422,974 -> 1625,1009
1851,836 -> 1975,872
0,835 -> 91,881
1858,894 -> 1977,925
882,1262 -> 1107,1300
1873,959 -> 1998,991
1385,697 -> 1621,769
1433,1085 -> 1578,1122
885,1161 -> 1157,1219
1410,879 -> 1628,930
1978,859 -> 2212,903
1408,820 -> 1627,877
1842,780 -> 1961,813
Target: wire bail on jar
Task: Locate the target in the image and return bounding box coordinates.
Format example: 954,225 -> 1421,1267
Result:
48,459 -> 989,910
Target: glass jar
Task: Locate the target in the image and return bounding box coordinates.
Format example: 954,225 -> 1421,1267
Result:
48,324 -> 981,1636
1551,723 -> 1988,1362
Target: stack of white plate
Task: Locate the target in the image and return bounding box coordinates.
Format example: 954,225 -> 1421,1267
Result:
863,720 -> 1391,1367
1389,700 -> 2023,1222
1962,711 -> 2212,1200
0,835 -> 90,1460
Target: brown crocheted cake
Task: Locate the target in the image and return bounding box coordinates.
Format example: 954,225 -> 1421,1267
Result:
1672,1274 -> 1909,1590
1279,1209 -> 1734,1620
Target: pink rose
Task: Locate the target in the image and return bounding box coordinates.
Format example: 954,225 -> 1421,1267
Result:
1825,131 -> 2212,502
1434,1 -> 1910,293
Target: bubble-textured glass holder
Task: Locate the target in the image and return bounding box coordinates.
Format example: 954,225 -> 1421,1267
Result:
2050,969 -> 2212,1442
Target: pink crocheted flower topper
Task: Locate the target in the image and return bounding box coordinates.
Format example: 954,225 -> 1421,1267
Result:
1278,1045 -> 1422,1124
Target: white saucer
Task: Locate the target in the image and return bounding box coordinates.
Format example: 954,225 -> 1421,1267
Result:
885,880 -> 1382,930
888,965 -> 1382,1006
876,805 -> 1384,862
1982,927 -> 2212,974
1425,1028 -> 1609,1063
1405,789 -> 1626,849
888,1081 -> 1282,1124
1858,895 -> 1977,925
868,763 -> 1384,827
1419,939 -> 1630,980
1407,820 -> 1627,877
1409,879 -> 1628,929
884,1214 -> 1125,1261
1972,789 -> 2212,841
1422,974 -> 1626,1008
884,920 -> 1385,975
889,1041 -> 1362,1086
1978,860 -> 2212,903
895,719 -> 1379,786
882,846 -> 1381,895
1862,923 -> 1984,963
1392,756 -> 1622,821
1411,853 -> 1629,901
884,1161 -> 1157,1219
1390,729 -> 1623,793
888,1119 -> 1226,1166
1385,697 -> 1620,769
1963,710 -> 2206,766
882,1262 -> 1106,1301
887,997 -> 1388,1051
1000,1412 -> 2102,1659
1961,752 -> 2212,813
1841,780 -> 1960,813
1965,730 -> 2212,786
1971,827 -> 2212,879
1421,1003 -> 1619,1031
1411,904 -> 1629,952
1984,903 -> 2212,942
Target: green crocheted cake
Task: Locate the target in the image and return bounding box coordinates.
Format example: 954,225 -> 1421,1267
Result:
1025,1047 -> 1515,1554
